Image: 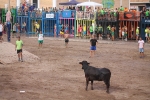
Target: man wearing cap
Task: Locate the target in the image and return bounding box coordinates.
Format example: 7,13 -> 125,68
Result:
15,36 -> 23,62
136,27 -> 139,41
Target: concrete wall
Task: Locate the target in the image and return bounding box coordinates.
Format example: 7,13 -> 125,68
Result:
0,0 -> 17,8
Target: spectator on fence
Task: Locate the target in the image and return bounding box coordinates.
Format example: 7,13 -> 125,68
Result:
98,24 -> 103,40
130,25 -> 134,39
141,7 -> 146,18
65,24 -> 69,34
124,7 -> 128,12
54,24 -> 57,37
12,23 -> 16,38
107,25 -> 111,40
78,24 -> 83,38
145,9 -> 149,19
148,27 -> 150,42
60,24 -> 64,38
11,6 -> 15,15
34,22 -> 40,35
119,6 -> 124,11
22,22 -> 26,33
111,25 -> 115,41
72,26 -> 74,35
145,27 -> 149,42
3,22 -> 7,35
136,27 -> 139,41
0,21 -> 3,43
17,23 -> 21,33
89,24 -> 94,38
124,25 -> 128,41
83,24 -> 86,38
119,25 -> 122,38
6,10 -> 11,22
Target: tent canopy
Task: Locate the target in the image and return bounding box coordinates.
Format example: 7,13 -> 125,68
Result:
76,1 -> 103,7
59,0 -> 80,5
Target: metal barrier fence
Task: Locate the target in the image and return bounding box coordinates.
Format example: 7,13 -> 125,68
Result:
58,10 -> 76,37
119,11 -> 140,40
140,16 -> 150,40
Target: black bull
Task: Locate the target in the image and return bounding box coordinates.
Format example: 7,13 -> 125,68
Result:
79,61 -> 111,93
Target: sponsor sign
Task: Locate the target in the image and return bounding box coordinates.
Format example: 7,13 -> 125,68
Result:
46,13 -> 54,18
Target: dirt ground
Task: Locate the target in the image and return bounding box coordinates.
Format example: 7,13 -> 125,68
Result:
0,36 -> 150,100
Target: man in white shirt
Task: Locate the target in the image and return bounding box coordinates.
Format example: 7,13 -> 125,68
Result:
0,21 -> 3,43
38,31 -> 44,48
138,37 -> 144,58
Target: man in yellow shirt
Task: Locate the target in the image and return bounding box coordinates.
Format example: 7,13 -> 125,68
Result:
15,36 -> 23,62
83,24 -> 86,37
136,27 -> 139,41
34,22 -> 40,34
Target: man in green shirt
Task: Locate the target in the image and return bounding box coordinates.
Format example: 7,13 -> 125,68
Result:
145,9 -> 149,19
107,25 -> 111,40
120,6 -> 124,11
90,25 -> 93,38
15,36 -> 23,62
98,24 -> 103,40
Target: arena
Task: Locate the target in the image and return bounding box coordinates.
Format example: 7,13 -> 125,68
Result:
0,0 -> 150,100
0,35 -> 150,100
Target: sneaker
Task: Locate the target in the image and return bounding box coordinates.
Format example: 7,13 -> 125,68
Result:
21,59 -> 23,62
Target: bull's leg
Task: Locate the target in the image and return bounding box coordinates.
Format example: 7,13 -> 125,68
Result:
104,79 -> 110,93
86,78 -> 89,91
91,80 -> 94,90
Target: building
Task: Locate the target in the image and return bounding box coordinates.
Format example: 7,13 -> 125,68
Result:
0,0 -> 52,9
0,0 -> 149,10
130,0 -> 150,11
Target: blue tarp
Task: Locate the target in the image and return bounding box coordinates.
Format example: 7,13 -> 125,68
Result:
59,0 -> 80,5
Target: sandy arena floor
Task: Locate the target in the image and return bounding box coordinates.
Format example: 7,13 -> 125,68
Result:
0,36 -> 150,100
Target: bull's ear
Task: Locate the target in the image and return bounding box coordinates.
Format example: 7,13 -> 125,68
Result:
87,62 -> 90,65
79,62 -> 82,64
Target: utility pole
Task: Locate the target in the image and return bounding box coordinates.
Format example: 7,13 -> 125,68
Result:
8,0 -> 10,10
120,0 -> 122,6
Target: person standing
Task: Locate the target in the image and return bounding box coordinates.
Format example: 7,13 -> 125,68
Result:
136,27 -> 139,41
89,24 -> 93,38
131,25 -> 134,39
6,10 -> 12,42
38,31 -> 44,48
64,30 -> 69,48
34,22 -> 40,35
98,24 -> 103,40
90,35 -> 98,58
111,25 -> 115,41
124,25 -> 128,41
0,21 -> 3,43
138,37 -> 144,58
15,36 -> 23,62
83,24 -> 86,38
145,27 -> 148,42
12,23 -> 16,38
